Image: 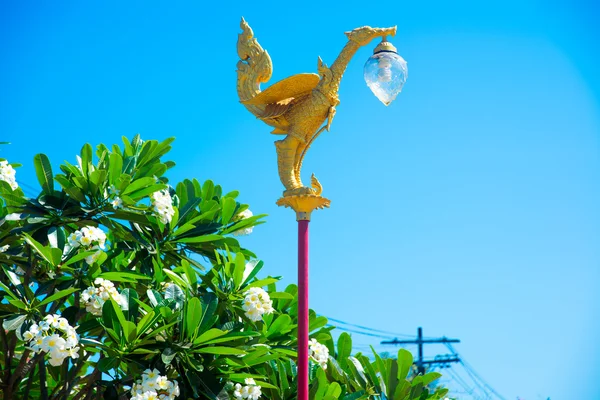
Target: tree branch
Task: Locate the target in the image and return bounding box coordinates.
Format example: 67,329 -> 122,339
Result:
39,358 -> 48,400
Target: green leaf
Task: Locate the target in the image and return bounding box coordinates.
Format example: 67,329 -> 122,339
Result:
195,346 -> 246,355
122,177 -> 157,195
201,331 -> 258,345
309,315 -> 328,332
347,356 -> 368,388
221,197 -> 236,225
241,260 -> 263,287
108,152 -> 123,185
163,282 -> 185,308
161,347 -> 177,365
63,250 -> 98,266
252,380 -> 279,390
33,153 -> 54,194
337,332 -> 352,370
97,271 -> 151,282
128,184 -> 166,201
417,372 -> 442,387
0,282 -> 20,302
233,253 -> 245,288
22,233 -> 59,266
386,359 -> 399,399
397,348 -> 413,380
136,310 -> 156,336
47,227 -> 65,250
163,270 -> 190,292
245,278 -> 279,289
194,328 -> 227,345
409,382 -> 423,399
201,180 -> 215,202
97,357 -> 120,373
268,292 -> 294,299
326,382 -> 342,398
2,315 -> 26,332
266,314 -> 292,338
7,298 -> 28,310
175,234 -> 224,244
121,289 -> 139,321
101,299 -> 125,340
80,143 -> 93,176
182,260 -> 197,288
37,288 -> 78,309
185,297 -> 202,340
197,293 -> 218,333
147,290 -> 163,307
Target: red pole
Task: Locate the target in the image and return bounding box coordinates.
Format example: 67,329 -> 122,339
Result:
297,219 -> 310,400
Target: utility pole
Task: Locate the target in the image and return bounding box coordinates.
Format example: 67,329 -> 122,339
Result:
381,327 -> 461,374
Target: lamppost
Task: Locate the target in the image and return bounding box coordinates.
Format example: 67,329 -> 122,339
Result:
236,18 -> 407,399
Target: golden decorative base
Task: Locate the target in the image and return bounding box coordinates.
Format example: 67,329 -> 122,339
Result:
276,195 -> 331,221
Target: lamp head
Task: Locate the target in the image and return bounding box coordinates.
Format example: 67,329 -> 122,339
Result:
364,38 -> 408,106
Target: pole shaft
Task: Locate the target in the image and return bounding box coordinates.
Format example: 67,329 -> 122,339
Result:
298,220 -> 310,400
417,327 -> 424,374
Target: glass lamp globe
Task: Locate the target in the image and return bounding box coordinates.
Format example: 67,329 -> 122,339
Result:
364,40 -> 407,106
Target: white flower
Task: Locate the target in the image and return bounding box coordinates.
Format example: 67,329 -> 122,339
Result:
84,250 -> 103,265
81,278 -> 126,316
0,244 -> 9,253
232,209 -> 254,236
38,320 -> 51,331
23,324 -> 40,341
0,160 -> 18,190
242,287 -> 273,322
247,385 -> 261,400
41,333 -> 66,353
111,196 -> 123,209
48,351 -> 67,366
68,226 -> 107,264
130,371 -> 179,400
69,226 -> 106,251
80,235 -> 92,246
151,189 -> 175,224
67,231 -> 82,248
44,314 -> 61,328
56,317 -> 70,331
230,378 -> 261,400
30,335 -> 44,352
309,338 -> 329,369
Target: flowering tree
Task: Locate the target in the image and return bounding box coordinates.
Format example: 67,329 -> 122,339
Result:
0,136 -> 450,400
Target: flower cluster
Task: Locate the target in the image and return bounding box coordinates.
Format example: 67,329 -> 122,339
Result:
130,368 -> 180,400
23,314 -> 80,367
67,226 -> 107,265
151,189 -> 175,224
242,287 -> 273,322
0,160 -> 18,190
81,278 -> 127,316
309,338 -> 329,369
232,209 -> 253,236
231,378 -> 262,400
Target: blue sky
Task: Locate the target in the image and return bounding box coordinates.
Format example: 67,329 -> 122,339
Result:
1,1 -> 599,399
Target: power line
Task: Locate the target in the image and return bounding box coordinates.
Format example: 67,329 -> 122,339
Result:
327,324 -> 395,340
325,316 -> 422,339
445,343 -> 506,400
445,367 -> 477,398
